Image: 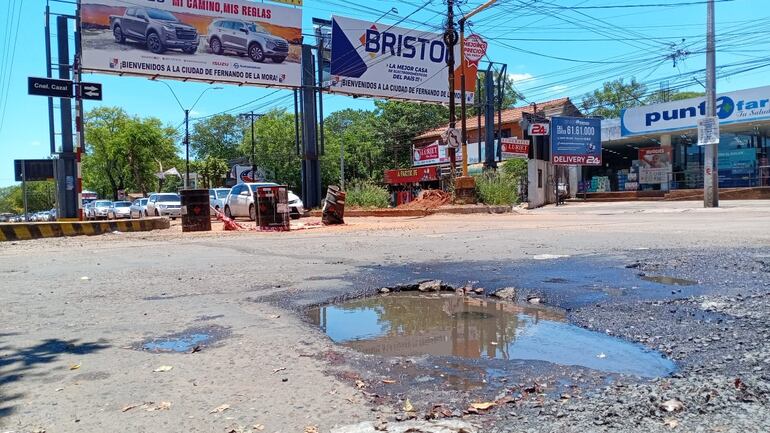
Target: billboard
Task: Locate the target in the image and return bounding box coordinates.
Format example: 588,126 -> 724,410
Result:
621,85 -> 770,136
80,0 -> 302,88
413,141 -> 462,167
638,147 -> 672,184
500,137 -> 530,160
551,117 -> 602,166
329,15 -> 477,104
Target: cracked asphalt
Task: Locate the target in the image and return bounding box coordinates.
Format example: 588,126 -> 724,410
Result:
1,200 -> 769,433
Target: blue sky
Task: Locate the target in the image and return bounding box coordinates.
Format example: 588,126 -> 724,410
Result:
0,0 -> 765,186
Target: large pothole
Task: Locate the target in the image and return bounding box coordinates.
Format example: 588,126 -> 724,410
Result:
309,292 -> 676,378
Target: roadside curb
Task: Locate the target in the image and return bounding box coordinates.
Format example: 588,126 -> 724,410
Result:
0,218 -> 171,242
309,205 -> 512,218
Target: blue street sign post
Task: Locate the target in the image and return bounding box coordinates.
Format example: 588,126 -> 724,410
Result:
550,116 -> 602,166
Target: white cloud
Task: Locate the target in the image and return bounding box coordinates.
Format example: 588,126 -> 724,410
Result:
508,73 -> 534,83
549,85 -> 568,93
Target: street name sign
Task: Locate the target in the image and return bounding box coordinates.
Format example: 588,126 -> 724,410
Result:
28,77 -> 73,98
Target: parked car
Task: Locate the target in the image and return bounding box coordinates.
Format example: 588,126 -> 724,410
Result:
91,200 -> 113,220
0,213 -> 12,223
129,198 -> 148,219
83,201 -> 96,220
207,19 -> 289,63
209,188 -> 230,212
108,201 -> 132,219
49,208 -> 57,221
223,183 -> 304,221
145,193 -> 181,219
110,7 -> 198,54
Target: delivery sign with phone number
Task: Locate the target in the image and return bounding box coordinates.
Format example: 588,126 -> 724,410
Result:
551,117 -> 602,166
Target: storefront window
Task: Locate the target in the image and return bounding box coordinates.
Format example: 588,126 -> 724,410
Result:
674,131 -> 762,188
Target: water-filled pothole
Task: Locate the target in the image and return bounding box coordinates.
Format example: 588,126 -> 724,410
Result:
137,326 -> 230,353
640,275 -> 698,286
309,293 -> 676,378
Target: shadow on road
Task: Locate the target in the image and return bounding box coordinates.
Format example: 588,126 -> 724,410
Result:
0,336 -> 109,418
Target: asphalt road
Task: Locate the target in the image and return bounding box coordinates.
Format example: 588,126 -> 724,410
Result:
1,201 -> 769,433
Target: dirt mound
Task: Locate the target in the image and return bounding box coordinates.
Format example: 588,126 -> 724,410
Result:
399,190 -> 452,210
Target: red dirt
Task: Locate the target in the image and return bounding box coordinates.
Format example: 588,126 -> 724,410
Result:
398,190 -> 452,210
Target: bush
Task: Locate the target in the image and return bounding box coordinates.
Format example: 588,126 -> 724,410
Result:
345,181 -> 390,208
474,172 -> 520,205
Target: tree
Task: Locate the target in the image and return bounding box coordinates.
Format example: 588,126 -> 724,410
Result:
191,156 -> 229,188
645,90 -> 705,104
84,107 -> 180,198
0,182 -> 56,213
323,109 -> 381,186
238,109 -> 302,189
580,78 -> 647,118
189,114 -> 244,160
373,100 -> 449,168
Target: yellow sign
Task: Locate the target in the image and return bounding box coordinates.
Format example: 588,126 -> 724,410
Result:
270,0 -> 302,5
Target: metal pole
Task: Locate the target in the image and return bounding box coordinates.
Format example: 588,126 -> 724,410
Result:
22,162 -> 28,222
185,109 -> 190,189
250,112 -> 256,181
445,0 -> 457,177
459,19 -> 468,177
704,0 -> 718,207
340,135 -> 345,190
45,4 -> 56,155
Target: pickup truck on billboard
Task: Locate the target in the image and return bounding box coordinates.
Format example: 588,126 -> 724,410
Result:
207,19 -> 289,63
110,7 -> 199,54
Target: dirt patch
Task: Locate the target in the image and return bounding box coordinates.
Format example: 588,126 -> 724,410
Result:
399,190 -> 452,210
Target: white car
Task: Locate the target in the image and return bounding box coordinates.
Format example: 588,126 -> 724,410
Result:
209,188 -> 230,212
108,201 -> 132,219
223,183 -> 304,220
91,200 -> 113,220
145,193 -> 181,219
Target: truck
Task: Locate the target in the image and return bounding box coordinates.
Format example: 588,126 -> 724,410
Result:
110,7 -> 199,54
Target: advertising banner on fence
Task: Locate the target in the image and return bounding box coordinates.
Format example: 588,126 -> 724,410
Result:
638,147 -> 672,184
551,117 -> 602,166
412,141 -> 462,167
80,0 -> 302,88
329,15 -> 477,104
500,137 -> 530,160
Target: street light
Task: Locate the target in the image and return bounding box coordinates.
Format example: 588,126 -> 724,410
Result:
156,81 -> 223,188
340,119 -> 352,190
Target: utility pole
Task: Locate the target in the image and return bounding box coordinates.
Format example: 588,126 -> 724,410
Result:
340,120 -> 352,189
184,109 -> 190,189
240,112 -> 263,182
704,0 -> 718,207
445,0 -> 457,177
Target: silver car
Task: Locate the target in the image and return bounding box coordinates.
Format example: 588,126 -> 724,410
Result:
145,193 -> 181,219
129,198 -> 148,219
223,183 -> 304,220
108,201 -> 132,219
207,19 -> 289,63
92,200 -> 113,220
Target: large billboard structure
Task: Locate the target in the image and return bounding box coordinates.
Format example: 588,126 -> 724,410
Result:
328,15 -> 477,104
80,0 -> 302,88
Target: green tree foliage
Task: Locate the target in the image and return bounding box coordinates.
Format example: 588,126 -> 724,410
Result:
191,156 -> 229,188
372,100 -> 448,168
83,107 -> 179,198
582,78 -> 707,118
345,180 -> 390,208
0,182 -> 57,213
238,109 -> 301,189
322,109 -> 380,187
580,78 -> 647,119
645,90 -> 705,104
189,114 -> 243,160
